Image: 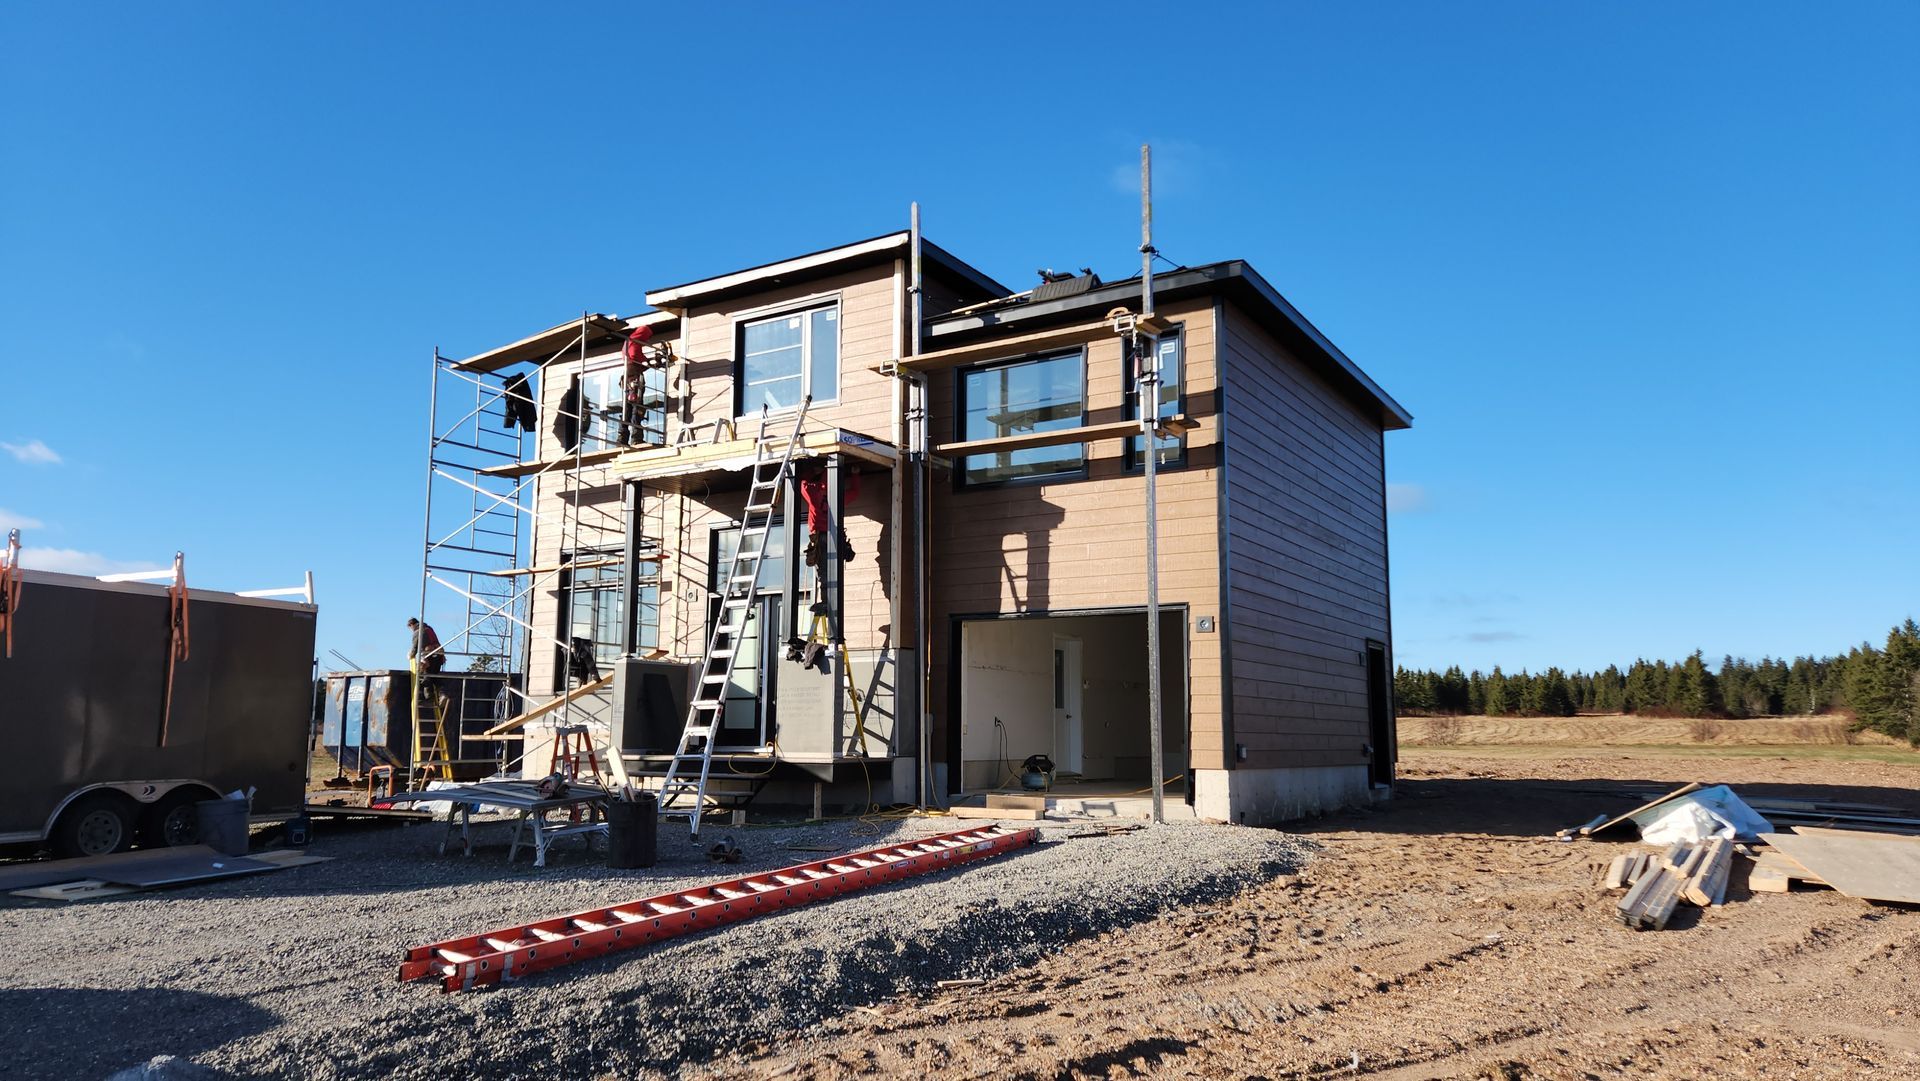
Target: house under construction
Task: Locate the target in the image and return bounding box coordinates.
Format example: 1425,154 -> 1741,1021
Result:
416,220 -> 1411,826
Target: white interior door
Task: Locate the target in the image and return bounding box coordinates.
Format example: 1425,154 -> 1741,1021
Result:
1052,636 -> 1083,775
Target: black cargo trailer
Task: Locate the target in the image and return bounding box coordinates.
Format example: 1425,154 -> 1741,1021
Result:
0,567 -> 317,856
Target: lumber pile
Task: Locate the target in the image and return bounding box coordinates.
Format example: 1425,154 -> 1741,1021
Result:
1608,838 -> 1732,930
1580,781 -> 1920,930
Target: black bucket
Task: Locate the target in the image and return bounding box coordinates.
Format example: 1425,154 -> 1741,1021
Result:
195,799 -> 250,857
605,793 -> 657,869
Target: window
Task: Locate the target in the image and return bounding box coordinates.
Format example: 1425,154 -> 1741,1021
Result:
711,519 -> 816,637
1127,329 -> 1185,468
578,364 -> 666,453
956,351 -> 1087,486
554,548 -> 658,691
738,303 -> 839,414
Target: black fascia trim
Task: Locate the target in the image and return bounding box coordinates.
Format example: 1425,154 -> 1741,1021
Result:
927,261 -> 1413,432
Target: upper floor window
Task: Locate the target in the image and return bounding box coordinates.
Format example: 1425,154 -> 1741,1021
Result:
956,351 -> 1087,487
1127,329 -> 1185,469
738,303 -> 839,414
576,364 -> 667,453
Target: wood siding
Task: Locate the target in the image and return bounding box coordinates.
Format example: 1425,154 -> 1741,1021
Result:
928,295 -> 1227,775
1219,301 -> 1390,772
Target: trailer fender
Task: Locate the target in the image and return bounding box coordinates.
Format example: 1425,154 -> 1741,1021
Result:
40,780 -> 222,842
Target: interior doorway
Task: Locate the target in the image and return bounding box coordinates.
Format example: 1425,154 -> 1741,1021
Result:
1051,636 -> 1084,774
958,609 -> 1187,792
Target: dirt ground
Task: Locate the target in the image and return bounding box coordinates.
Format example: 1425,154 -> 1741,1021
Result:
739,748 -> 1920,1080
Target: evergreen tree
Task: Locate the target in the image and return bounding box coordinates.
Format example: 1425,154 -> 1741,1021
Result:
1485,667 -> 1509,716
1539,667 -> 1576,716
1467,670 -> 1487,715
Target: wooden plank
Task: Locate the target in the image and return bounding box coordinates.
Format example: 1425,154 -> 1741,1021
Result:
1617,865 -> 1684,930
1561,813 -> 1608,839
477,447 -> 625,480
474,675 -> 614,738
901,315 -> 1175,373
983,794 -> 1047,810
1750,850 -> 1827,891
1761,831 -> 1920,904
933,415 -> 1196,457
1790,825 -> 1920,844
1749,864 -> 1794,893
1587,783 -> 1706,839
1603,854 -> 1633,890
948,805 -> 1046,822
11,879 -> 140,902
1683,839 -> 1733,906
612,430 -> 896,482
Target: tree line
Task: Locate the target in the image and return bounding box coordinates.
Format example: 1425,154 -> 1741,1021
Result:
1395,619 -> 1920,744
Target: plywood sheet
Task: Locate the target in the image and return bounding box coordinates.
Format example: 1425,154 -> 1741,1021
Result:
0,844 -> 231,892
108,853 -> 279,887
1761,831 -> 1920,904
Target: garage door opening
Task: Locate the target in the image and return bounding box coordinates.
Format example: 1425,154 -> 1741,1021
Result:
959,610 -> 1188,796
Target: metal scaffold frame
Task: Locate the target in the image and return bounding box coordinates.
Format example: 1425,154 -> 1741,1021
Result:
414,314 -> 671,784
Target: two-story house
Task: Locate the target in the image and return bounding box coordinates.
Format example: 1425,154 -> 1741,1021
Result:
425,228 -> 1410,825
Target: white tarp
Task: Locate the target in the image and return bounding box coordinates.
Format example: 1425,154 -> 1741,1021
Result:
1632,784 -> 1773,844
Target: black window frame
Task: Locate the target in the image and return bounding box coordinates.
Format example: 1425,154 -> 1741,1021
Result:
731,299 -> 842,418
1125,324 -> 1187,471
952,348 -> 1090,490
552,546 -> 659,693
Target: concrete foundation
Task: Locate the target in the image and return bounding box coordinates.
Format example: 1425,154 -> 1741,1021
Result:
1193,764 -> 1374,825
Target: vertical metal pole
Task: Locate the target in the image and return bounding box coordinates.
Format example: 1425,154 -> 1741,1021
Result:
888,256 -> 906,781
621,480 -> 641,656
418,350 -> 441,632
910,202 -> 931,808
1140,145 -> 1165,824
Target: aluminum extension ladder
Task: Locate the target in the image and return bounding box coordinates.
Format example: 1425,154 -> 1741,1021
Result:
658,398 -> 812,837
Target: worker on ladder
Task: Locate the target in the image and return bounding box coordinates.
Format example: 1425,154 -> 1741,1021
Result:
407,617 -> 449,706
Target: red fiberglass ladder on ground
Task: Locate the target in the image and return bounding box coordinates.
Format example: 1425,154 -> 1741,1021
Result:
399,824 -> 1036,991
656,398 -> 812,837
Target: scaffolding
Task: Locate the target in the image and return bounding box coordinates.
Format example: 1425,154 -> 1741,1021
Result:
414,313 -> 671,786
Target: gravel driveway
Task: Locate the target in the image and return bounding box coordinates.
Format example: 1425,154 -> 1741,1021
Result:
0,812 -> 1303,1080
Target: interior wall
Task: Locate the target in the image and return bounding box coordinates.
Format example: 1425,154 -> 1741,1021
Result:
959,612 -> 1186,790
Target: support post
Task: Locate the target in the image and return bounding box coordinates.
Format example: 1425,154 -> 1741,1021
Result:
1139,145 -> 1165,825
620,480 -> 642,657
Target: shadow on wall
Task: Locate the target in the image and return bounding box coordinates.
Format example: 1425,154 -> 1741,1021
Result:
1,987 -> 276,1079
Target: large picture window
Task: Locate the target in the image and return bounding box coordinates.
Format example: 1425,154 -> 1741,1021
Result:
956,351 -> 1087,486
738,303 -> 839,414
1127,329 -> 1185,469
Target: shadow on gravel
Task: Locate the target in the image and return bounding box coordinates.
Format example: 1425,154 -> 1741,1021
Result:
1294,774 -> 1920,842
2,987 -> 272,1079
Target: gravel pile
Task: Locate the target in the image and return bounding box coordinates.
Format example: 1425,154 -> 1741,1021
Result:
0,813 -> 1307,1080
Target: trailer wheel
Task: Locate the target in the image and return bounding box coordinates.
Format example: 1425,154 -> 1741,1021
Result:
140,790 -> 210,848
53,793 -> 138,858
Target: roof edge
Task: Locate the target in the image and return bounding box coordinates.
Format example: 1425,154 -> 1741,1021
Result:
645,231 -> 1008,310
927,261 -> 1411,431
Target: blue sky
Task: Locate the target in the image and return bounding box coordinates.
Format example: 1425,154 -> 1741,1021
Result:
2,3 -> 1914,675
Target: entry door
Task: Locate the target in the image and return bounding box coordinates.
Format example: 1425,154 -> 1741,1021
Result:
1365,641 -> 1394,785
1052,636 -> 1084,775
718,595 -> 780,749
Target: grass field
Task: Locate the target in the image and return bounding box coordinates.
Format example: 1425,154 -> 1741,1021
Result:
1397,712 -> 1913,752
